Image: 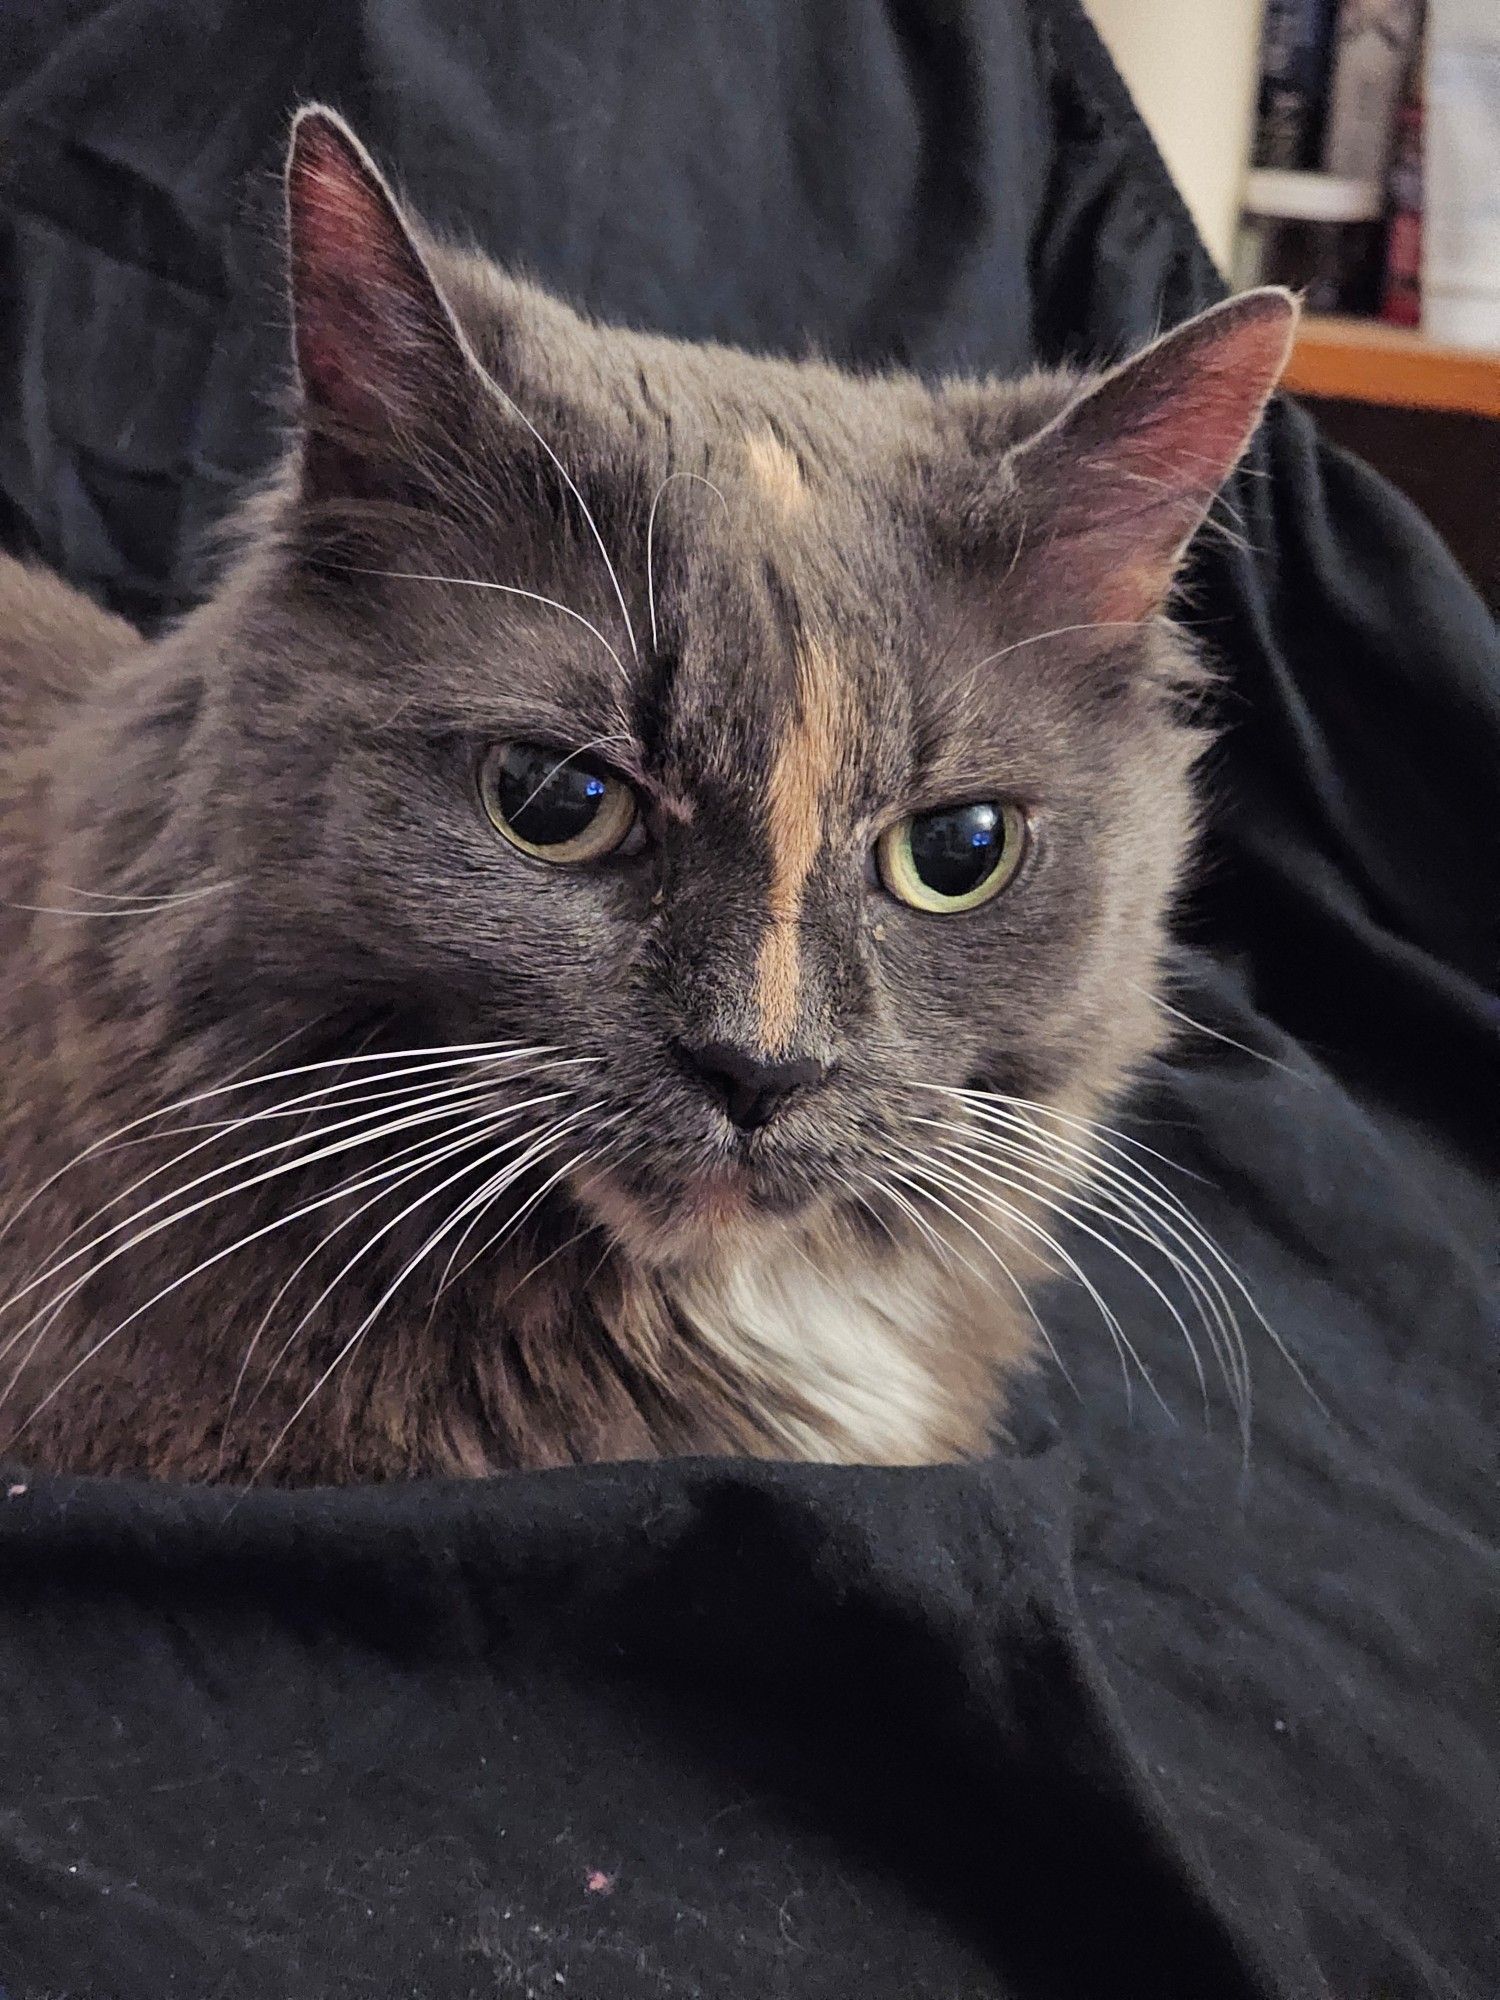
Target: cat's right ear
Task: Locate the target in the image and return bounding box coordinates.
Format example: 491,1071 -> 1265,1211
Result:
988,290 -> 1297,626
284,107 -> 474,500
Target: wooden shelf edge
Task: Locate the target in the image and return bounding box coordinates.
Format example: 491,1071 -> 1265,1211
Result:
1284,315 -> 1500,419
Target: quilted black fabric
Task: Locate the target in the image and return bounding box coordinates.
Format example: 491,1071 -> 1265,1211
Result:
1,4 -> 1496,1995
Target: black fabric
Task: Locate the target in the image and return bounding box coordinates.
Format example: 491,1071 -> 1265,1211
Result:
1,4 -> 1496,1996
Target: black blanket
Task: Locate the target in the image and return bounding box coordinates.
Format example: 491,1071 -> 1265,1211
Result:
1,4 -> 1496,1995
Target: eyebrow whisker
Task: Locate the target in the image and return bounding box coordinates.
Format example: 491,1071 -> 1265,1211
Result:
645,470 -> 731,655
321,565 -> 631,682
474,375 -> 642,665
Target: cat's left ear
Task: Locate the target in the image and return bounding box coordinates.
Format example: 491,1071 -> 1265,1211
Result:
1002,290 -> 1298,623
284,106 -> 476,499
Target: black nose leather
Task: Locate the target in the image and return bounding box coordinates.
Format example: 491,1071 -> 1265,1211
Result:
680,1041 -> 831,1131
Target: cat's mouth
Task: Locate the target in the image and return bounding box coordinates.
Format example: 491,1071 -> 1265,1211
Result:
572,1147 -> 823,1271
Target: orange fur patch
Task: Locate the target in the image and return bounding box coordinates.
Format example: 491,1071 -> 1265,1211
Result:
743,429 -> 808,514
754,638 -> 845,1050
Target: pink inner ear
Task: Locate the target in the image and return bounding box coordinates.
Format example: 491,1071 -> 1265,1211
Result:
1092,306 -> 1296,501
1021,293 -> 1296,623
286,113 -> 460,436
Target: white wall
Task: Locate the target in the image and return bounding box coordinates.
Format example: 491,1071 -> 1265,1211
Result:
1083,0 -> 1267,272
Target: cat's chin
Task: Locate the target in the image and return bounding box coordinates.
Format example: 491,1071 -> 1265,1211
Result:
571,1157 -> 817,1273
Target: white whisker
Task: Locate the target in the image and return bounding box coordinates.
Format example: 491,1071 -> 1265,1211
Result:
58,881 -> 236,906
1141,985 -> 1308,1082
934,1103 -> 1257,1423
0,1017 -> 322,1261
0,1034 -> 570,1259
247,1116 -> 604,1483
915,1080 -> 1213,1186
21,1068 -> 506,1294
918,1121 -> 1217,1428
2,1096 -> 553,1444
869,1163 -> 1079,1398
428,1123 -> 633,1311
234,1105 -> 606,1445
324,567 -> 630,680
480,384 -> 640,661
0,1077 -> 583,1406
506,735 -> 637,823
427,1126 -> 621,1322
0,1098 -> 515,1411
217,1101 -> 563,1457
645,471 -> 730,655
894,1150 -> 1170,1418
6,879 -> 240,920
211,1032 -> 391,1463
941,1088 -> 1319,1415
0,1038 -> 585,1285
953,621 -> 1146,709
890,1162 -> 1108,1400
0,1059 -> 584,1334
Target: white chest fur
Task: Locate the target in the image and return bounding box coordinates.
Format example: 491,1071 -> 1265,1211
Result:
667,1225 -> 989,1462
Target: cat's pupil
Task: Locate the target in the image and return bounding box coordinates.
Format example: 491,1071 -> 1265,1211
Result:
495,743 -> 608,846
909,803 -> 1004,897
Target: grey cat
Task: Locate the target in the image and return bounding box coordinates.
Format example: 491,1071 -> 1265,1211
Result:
0,110 -> 1295,1484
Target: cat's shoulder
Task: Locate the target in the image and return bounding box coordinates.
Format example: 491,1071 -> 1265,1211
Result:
0,555 -> 138,745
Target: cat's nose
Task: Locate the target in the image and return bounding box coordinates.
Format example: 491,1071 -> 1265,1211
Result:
678,1040 -> 833,1132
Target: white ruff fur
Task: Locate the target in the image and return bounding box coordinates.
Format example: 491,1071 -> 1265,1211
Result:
669,1231 -> 967,1460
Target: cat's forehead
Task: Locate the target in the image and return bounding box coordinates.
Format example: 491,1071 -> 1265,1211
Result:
434,252 -> 1089,766
643,419 -> 917,807
405,253 -> 1251,825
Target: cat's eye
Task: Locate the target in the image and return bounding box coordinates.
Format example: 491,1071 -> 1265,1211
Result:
479,742 -> 639,863
876,800 -> 1027,913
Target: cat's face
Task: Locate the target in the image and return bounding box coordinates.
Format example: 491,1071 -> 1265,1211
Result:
197,113 -> 1292,1275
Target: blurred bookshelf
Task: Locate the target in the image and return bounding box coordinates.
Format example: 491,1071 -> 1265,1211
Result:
1285,314 -> 1500,416
1236,3 -> 1499,360
1234,2 -> 1498,607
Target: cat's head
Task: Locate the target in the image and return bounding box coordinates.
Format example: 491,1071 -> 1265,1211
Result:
181,110 -> 1293,1275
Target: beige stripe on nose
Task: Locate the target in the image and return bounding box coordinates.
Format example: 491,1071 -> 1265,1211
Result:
753,637 -> 845,1052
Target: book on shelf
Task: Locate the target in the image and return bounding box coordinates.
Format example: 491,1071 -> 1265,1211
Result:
1251,0 -> 1342,169
1240,0 -> 1437,326
1424,0 -> 1500,349
1380,29 -> 1425,327
1322,0 -> 1425,183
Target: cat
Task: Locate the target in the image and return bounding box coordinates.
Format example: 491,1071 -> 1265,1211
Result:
0,108 -> 1295,1485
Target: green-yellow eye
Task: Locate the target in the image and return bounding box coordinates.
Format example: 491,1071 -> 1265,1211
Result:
876,800 -> 1027,912
480,742 -> 639,863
